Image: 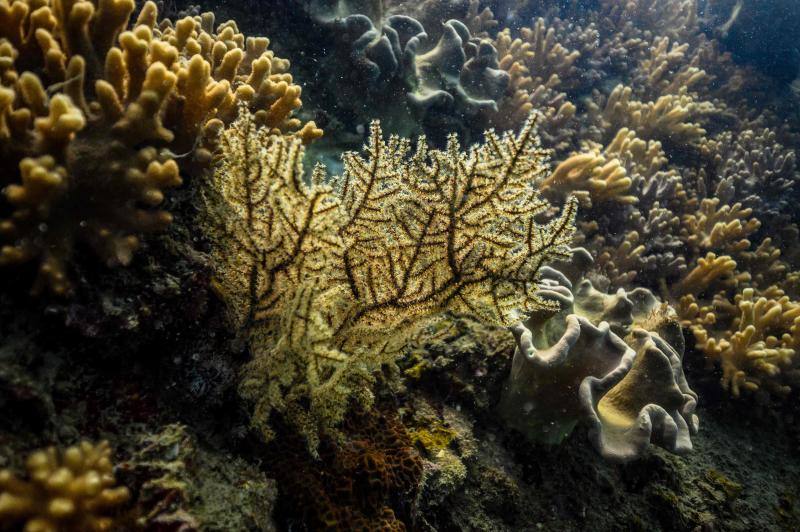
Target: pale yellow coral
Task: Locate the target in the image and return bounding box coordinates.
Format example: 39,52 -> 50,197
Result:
601,0 -> 699,43
634,36 -> 712,99
594,231 -> 647,287
714,289 -> 800,396
491,20 -> 578,147
681,198 -> 761,255
675,252 -> 745,295
0,440 -> 130,532
495,20 -> 580,91
543,150 -> 635,207
0,0 -> 320,294
589,84 -> 714,147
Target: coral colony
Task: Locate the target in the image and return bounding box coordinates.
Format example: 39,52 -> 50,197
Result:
0,0 -> 799,530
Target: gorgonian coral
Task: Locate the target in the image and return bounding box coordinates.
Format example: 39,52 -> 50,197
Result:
202,108 -> 577,446
0,0 -> 321,295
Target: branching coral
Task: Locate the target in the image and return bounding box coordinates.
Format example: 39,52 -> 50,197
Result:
0,0 -> 320,295
690,288 -> 800,397
711,128 -> 799,222
0,440 -> 130,531
443,0 -> 800,404
202,108 -> 577,445
633,36 -> 711,100
601,0 -> 699,43
587,84 -> 714,148
542,151 -> 635,207
491,19 -> 578,153
540,126 -> 669,207
681,198 -> 761,255
494,19 -> 581,93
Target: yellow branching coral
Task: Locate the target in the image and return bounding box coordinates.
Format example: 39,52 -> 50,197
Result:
0,0 -> 321,294
681,198 -> 761,255
540,126 -> 675,208
542,151 -> 634,207
601,0 -> 699,43
203,109 -> 577,445
635,37 -> 711,99
588,84 -> 714,147
594,230 -> 647,286
692,288 -> 800,397
0,440 -> 130,532
674,252 -> 744,296
491,20 -> 578,149
495,20 -> 581,92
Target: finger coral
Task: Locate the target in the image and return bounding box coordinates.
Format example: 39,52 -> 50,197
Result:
202,108 -> 577,446
690,288 -> 800,397
0,0 -> 320,295
0,440 -> 130,531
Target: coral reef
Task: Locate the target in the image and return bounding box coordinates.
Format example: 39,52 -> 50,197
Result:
203,107 -> 577,445
1,0 -> 800,530
0,440 -> 130,531
0,0 -> 320,295
438,0 -> 800,403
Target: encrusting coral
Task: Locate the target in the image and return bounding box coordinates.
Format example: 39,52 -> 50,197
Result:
202,107 -> 577,447
0,0 -> 321,295
0,440 -> 130,531
267,403 -> 423,531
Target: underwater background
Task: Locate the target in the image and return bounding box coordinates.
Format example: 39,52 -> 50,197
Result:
0,0 -> 799,530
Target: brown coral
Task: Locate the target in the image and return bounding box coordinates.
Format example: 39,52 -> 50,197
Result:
0,440 -> 130,532
268,403 -> 423,531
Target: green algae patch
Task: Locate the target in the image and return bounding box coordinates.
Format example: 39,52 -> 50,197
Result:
704,469 -> 743,502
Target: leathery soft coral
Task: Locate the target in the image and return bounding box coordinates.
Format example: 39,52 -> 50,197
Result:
0,0 -> 321,295
498,248 -> 698,461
